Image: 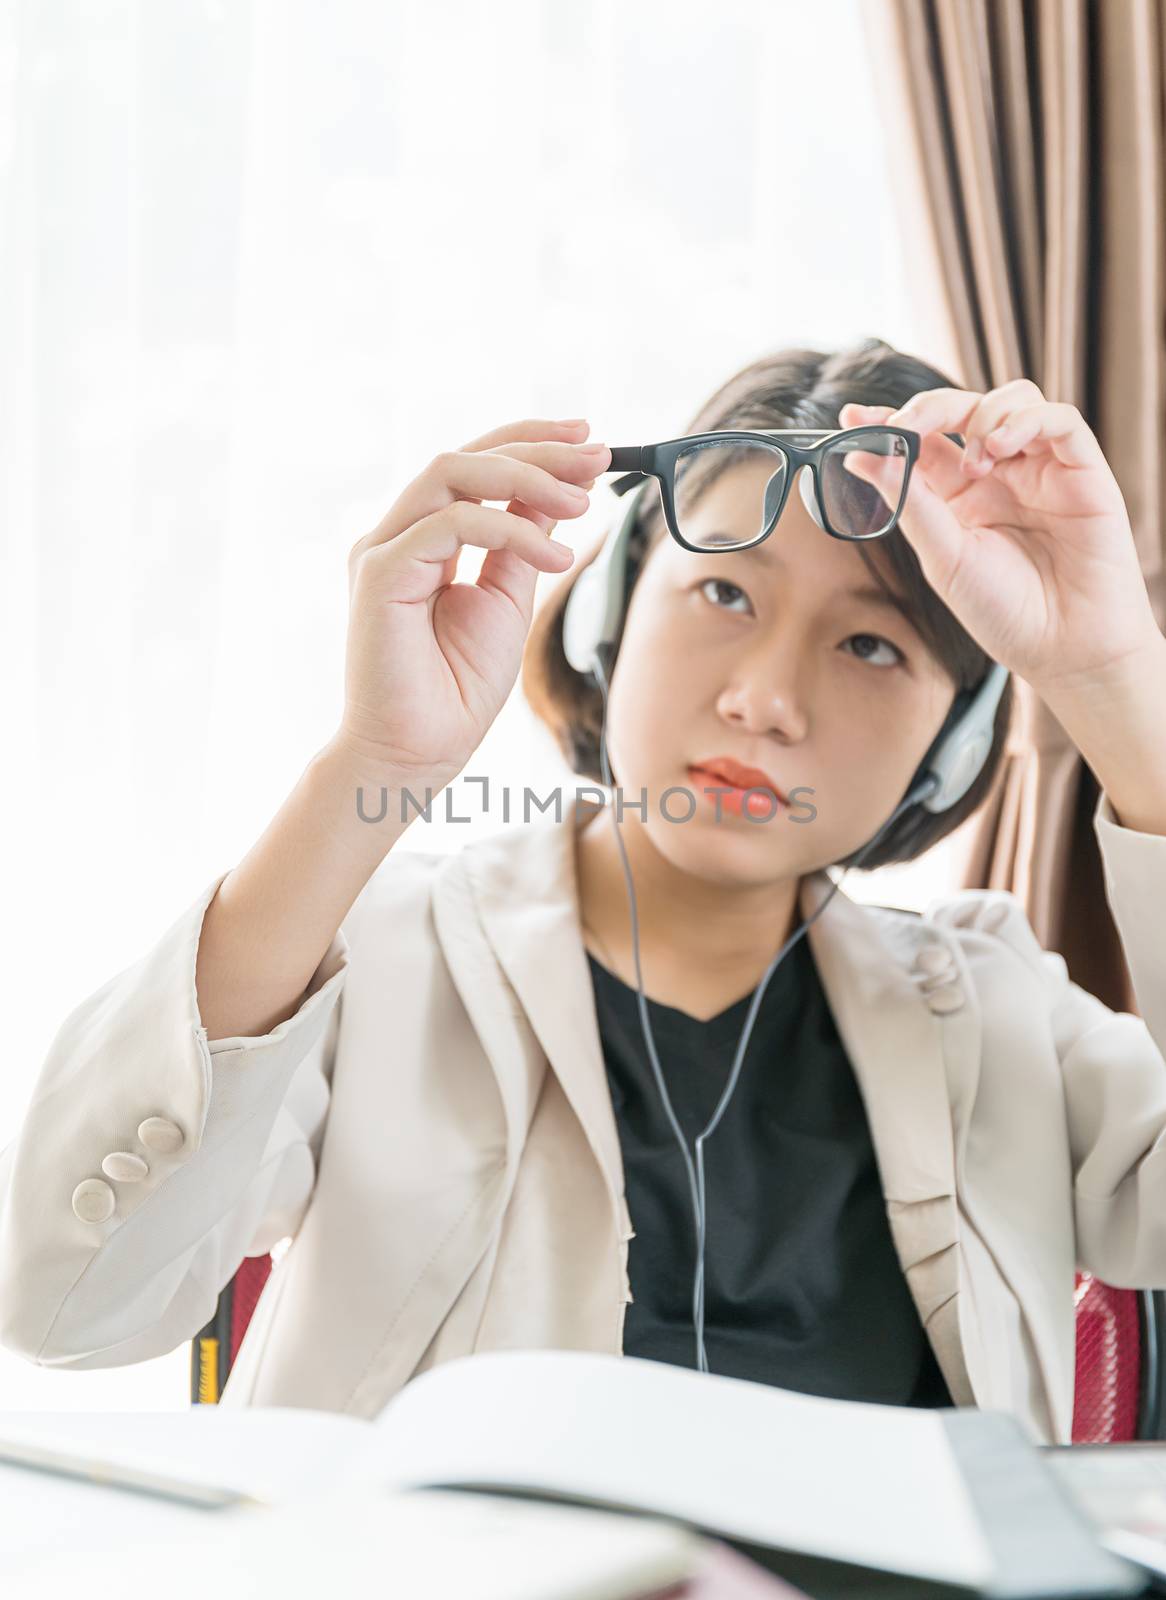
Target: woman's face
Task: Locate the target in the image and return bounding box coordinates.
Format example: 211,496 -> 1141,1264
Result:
600,455 -> 960,888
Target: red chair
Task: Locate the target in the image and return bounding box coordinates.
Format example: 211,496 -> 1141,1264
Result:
190,1253 -> 274,1404
1072,1273 -> 1166,1441
191,1259 -> 1166,1437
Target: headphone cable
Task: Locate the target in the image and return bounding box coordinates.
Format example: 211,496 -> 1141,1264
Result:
590,647 -> 939,1373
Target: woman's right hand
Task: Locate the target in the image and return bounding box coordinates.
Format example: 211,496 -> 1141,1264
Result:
335,419 -> 611,786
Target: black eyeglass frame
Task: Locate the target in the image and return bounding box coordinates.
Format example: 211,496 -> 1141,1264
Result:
605,426 -> 958,552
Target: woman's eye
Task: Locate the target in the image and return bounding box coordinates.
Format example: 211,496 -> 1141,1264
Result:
698,577 -> 752,614
695,583 -> 904,668
842,632 -> 904,669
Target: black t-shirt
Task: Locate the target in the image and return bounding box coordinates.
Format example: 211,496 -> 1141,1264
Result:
587,935 -> 953,1408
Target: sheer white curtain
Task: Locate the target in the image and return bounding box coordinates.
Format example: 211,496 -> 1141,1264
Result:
0,0 -> 954,1409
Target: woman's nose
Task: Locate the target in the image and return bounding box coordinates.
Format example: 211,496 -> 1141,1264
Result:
715,650 -> 809,742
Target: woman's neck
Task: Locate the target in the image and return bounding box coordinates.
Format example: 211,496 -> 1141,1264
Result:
574,805 -> 804,1021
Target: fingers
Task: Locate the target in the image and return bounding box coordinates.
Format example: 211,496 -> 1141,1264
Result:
953,379 -> 1049,464
834,400 -> 967,587
361,445 -> 604,554
880,379 -> 1105,478
952,381 -> 1048,475
493,438 -> 612,488
458,417 -> 591,452
476,495 -> 561,615
374,500 -> 575,593
884,383 -> 1026,440
976,401 -> 1108,471
407,499 -> 575,576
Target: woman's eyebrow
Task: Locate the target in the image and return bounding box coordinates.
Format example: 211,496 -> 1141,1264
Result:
843,583 -> 920,629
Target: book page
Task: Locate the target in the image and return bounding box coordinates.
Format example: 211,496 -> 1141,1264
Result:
355,1349 -> 995,1587
1,1485 -> 702,1600
0,1406 -> 369,1518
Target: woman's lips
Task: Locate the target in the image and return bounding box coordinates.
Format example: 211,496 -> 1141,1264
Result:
687,766 -> 787,819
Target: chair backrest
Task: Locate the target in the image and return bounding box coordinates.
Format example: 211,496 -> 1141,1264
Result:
191,1258 -> 1166,1435
190,1253 -> 273,1404
1072,1272 -> 1166,1442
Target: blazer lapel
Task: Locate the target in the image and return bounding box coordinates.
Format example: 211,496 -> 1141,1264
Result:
800,872 -> 980,1408
432,798 -> 632,1253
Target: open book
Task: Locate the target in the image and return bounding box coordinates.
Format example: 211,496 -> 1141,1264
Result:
0,1349 -> 1143,1598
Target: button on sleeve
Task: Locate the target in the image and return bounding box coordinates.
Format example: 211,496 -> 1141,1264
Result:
71,1180 -> 115,1224
137,1118 -> 184,1154
101,1152 -> 149,1183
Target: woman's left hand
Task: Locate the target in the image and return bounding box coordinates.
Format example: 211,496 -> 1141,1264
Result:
839,381 -> 1161,695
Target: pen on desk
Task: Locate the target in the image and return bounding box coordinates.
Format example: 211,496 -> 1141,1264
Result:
0,1434 -> 271,1511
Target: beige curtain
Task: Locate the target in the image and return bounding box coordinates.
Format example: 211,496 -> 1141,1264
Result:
863,0 -> 1166,1012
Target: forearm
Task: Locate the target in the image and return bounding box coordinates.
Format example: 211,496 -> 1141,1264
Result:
1038,635 -> 1166,838
195,737 -> 432,1040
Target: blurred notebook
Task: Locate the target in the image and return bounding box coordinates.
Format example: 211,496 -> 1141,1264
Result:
0,1350 -> 1143,1597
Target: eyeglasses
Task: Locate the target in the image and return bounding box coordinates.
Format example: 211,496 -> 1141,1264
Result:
604,426 -> 942,553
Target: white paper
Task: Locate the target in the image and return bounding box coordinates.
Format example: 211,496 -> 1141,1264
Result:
0,1406 -> 368,1564
357,1349 -> 995,1587
0,1485 -> 700,1600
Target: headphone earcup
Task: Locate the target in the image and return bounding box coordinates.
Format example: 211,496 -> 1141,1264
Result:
914,664 -> 1010,814
560,482 -> 652,680
562,564 -> 607,676
919,732 -> 992,813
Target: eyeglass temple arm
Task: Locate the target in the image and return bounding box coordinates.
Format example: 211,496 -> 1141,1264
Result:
607,448 -> 645,478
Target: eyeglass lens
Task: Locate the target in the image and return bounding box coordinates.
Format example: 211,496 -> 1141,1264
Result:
671,430 -> 910,548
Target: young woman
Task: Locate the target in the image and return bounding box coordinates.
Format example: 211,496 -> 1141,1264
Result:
2,339 -> 1164,1448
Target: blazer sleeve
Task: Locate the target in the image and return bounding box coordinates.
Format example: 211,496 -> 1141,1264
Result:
0,868 -> 349,1368
935,788 -> 1166,1288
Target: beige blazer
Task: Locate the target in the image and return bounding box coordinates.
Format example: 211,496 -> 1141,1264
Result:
2,788 -> 1166,1446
